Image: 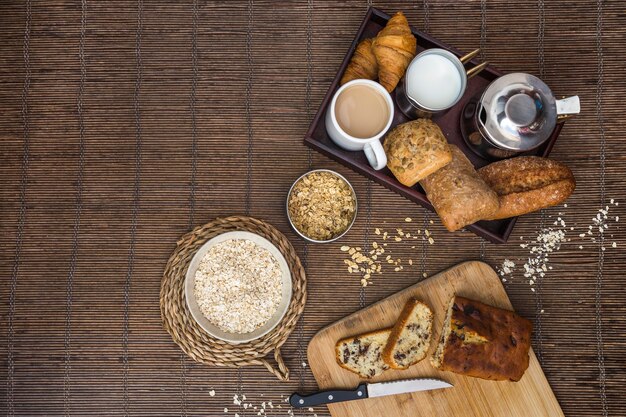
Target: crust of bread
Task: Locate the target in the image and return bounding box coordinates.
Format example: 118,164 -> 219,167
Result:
434,296 -> 533,381
420,145 -> 499,231
382,298 -> 433,369
478,156 -> 576,220
335,328 -> 392,378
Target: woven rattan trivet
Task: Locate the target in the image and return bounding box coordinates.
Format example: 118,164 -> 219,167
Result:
160,216 -> 307,381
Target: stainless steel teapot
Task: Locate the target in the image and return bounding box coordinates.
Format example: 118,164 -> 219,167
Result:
461,73 -> 580,160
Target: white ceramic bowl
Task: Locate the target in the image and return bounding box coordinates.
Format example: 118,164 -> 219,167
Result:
185,231 -> 292,344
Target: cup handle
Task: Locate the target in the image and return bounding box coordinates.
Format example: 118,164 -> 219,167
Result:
364,140 -> 387,171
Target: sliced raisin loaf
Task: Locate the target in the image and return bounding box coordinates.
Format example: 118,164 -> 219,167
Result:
382,298 -> 433,370
431,295 -> 532,381
335,328 -> 391,378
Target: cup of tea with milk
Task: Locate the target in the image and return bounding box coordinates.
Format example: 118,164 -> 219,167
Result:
325,79 -> 393,170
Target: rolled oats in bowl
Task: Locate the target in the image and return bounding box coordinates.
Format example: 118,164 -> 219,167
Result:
287,169 -> 357,242
193,238 -> 284,335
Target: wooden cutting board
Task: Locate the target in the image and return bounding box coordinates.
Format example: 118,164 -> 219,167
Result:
308,261 -> 564,417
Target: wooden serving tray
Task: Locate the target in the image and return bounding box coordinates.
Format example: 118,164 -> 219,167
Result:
308,261 -> 564,417
304,8 -> 564,244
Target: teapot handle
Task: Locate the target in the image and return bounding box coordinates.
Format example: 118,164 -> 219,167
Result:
556,96 -> 580,121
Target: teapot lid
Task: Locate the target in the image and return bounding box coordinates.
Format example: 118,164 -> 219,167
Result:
478,73 -> 557,151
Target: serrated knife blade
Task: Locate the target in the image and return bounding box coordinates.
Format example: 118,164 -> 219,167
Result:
367,377 -> 453,398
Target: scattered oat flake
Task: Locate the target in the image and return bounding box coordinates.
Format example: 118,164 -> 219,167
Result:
428,237 -> 434,245
209,390 -> 215,397
612,242 -> 617,248
405,217 -> 412,222
375,228 -> 381,235
340,245 -> 350,251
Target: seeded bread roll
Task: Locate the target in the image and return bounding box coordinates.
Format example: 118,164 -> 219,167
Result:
382,298 -> 433,370
384,119 -> 452,187
335,328 -> 391,378
420,145 -> 499,231
478,156 -> 576,220
431,296 -> 532,382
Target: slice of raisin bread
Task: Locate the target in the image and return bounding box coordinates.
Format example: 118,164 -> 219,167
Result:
335,328 -> 391,378
382,298 -> 434,369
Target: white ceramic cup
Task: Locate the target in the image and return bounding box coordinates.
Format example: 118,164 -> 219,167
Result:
325,79 -> 393,170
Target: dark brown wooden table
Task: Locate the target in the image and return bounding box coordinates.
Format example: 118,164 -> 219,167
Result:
1,1 -> 625,416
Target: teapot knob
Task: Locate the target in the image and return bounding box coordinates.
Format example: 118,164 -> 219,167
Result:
505,93 -> 537,126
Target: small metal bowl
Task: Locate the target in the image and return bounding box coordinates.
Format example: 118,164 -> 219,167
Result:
286,169 -> 358,243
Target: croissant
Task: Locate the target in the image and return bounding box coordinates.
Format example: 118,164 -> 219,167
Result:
340,38 -> 378,85
372,12 -> 417,92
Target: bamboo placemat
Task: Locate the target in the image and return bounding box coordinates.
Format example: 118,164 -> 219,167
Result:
1,1 -> 625,416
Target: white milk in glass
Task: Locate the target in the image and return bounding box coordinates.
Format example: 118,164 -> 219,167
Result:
406,54 -> 462,110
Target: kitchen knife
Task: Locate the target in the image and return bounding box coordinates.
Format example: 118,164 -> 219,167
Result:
289,377 -> 453,408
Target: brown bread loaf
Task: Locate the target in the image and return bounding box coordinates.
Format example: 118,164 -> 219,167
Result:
419,145 -> 499,231
478,156 -> 576,220
430,296 -> 532,382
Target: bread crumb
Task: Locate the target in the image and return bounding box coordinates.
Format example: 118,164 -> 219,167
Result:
209,390 -> 215,397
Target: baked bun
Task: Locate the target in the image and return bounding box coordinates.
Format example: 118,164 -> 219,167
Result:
384,119 -> 452,187
478,156 -> 575,220
420,145 -> 499,231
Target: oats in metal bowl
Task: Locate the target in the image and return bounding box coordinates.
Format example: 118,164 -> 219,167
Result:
287,170 -> 357,242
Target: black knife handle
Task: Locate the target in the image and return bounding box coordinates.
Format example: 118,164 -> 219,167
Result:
289,383 -> 368,408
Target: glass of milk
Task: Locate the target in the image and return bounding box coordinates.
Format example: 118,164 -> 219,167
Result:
396,48 -> 481,118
